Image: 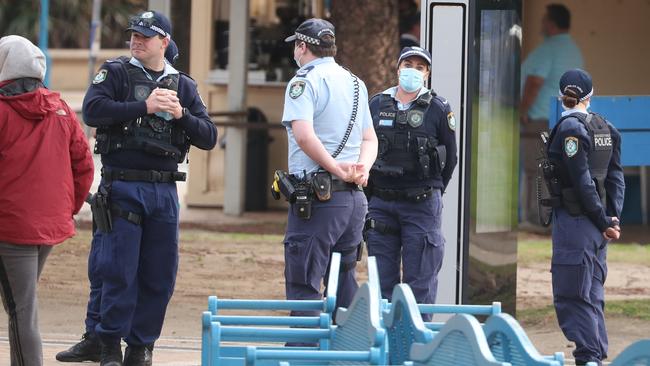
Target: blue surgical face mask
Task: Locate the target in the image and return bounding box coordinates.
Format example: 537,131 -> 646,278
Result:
399,68 -> 424,93
294,45 -> 304,68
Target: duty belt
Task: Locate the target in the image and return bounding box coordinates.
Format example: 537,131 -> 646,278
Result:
331,179 -> 363,192
373,187 -> 434,202
102,168 -> 187,183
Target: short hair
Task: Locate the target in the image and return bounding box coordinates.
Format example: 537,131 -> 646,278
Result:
546,4 -> 571,30
297,35 -> 337,58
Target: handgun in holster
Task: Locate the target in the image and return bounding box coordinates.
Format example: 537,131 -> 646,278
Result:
89,187 -> 112,232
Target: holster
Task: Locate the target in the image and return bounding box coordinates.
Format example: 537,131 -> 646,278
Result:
433,145 -> 447,172
89,187 -> 112,232
311,171 -> 332,202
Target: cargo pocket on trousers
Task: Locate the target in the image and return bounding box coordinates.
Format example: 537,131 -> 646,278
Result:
421,231 -> 445,276
284,233 -> 318,290
551,249 -> 591,301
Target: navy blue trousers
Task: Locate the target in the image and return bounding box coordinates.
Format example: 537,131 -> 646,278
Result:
551,208 -> 608,365
366,189 -> 445,317
84,235 -> 101,334
93,179 -> 179,346
284,190 -> 367,314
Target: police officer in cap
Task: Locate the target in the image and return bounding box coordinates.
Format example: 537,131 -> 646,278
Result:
281,18 -> 377,319
55,37 -> 184,364
366,46 -> 457,319
547,69 -> 624,365
80,10 -> 216,366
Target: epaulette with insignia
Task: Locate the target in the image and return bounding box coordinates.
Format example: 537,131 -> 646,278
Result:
295,65 -> 315,77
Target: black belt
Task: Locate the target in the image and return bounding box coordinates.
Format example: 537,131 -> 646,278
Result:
331,179 -> 362,192
373,187 -> 433,202
102,168 -> 186,183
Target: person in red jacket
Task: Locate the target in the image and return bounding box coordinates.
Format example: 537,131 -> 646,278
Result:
0,35 -> 94,365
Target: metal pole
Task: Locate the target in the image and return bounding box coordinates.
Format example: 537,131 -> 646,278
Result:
223,0 -> 250,216
88,0 -> 102,84
85,0 -> 102,137
39,0 -> 50,87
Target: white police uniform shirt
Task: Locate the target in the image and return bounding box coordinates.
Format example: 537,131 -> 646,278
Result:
282,57 -> 372,176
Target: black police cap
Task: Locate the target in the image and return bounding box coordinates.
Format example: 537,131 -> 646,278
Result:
126,10 -> 172,38
559,69 -> 593,101
284,18 -> 335,46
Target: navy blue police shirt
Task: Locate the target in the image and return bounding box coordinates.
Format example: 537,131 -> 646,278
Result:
369,87 -> 457,191
83,57 -> 217,172
548,109 -> 625,232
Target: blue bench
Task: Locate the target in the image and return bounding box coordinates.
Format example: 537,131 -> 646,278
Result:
383,284 -> 435,365
610,339 -> 650,366
405,313 -> 511,366
483,313 -> 564,366
201,252 -> 342,366
245,279 -> 387,365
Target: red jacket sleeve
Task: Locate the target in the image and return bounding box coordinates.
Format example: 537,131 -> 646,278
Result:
65,102 -> 94,215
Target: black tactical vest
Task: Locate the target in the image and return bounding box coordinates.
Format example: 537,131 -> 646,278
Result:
94,56 -> 188,163
371,92 -> 441,179
550,112 -> 613,207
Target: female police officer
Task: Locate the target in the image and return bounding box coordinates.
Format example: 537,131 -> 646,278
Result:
546,69 -> 624,365
365,47 -> 457,318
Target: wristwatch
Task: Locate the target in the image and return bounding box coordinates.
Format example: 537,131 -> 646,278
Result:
181,107 -> 189,118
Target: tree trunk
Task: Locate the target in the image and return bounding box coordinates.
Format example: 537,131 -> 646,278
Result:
330,0 -> 400,96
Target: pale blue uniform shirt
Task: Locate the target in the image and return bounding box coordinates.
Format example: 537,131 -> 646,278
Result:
521,33 -> 583,120
282,57 -> 372,176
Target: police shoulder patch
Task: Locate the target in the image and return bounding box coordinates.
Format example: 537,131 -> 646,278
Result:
289,80 -> 306,99
564,136 -> 579,157
447,112 -> 456,131
92,69 -> 108,84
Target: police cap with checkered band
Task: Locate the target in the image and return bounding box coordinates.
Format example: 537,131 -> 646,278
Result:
284,18 -> 335,46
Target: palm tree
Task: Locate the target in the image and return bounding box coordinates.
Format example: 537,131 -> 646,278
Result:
331,0 -> 400,95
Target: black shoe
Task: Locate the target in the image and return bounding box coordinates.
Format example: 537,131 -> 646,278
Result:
123,344 -> 152,366
100,340 -> 123,366
55,332 -> 102,362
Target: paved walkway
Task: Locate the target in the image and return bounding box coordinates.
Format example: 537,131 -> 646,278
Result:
1,334 -> 201,365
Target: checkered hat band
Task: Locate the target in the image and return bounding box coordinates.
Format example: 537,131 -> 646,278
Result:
136,20 -> 167,37
296,32 -> 320,45
149,24 -> 167,37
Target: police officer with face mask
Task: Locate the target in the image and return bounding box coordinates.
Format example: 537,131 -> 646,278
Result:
545,69 -> 624,366
280,18 -> 377,323
78,11 -> 217,366
366,47 -> 457,319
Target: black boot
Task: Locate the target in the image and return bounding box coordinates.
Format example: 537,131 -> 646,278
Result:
123,344 -> 152,366
55,331 -> 102,362
100,340 -> 123,366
